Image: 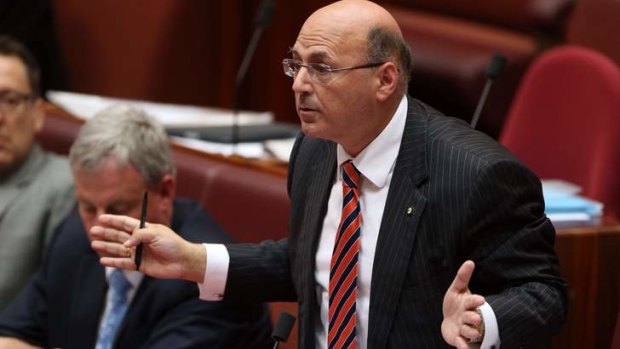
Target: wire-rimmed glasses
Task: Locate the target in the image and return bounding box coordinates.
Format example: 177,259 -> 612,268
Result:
0,90 -> 35,116
282,58 -> 385,84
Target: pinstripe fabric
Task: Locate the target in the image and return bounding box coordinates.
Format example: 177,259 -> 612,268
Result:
328,161 -> 362,349
225,97 -> 567,349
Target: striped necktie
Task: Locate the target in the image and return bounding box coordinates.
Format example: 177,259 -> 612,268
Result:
328,160 -> 362,349
95,269 -> 132,349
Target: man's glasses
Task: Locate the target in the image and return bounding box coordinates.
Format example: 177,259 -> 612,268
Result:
282,58 -> 385,84
0,91 -> 35,116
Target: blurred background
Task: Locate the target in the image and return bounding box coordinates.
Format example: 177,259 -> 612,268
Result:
3,1 -> 620,348
2,0 -> 618,139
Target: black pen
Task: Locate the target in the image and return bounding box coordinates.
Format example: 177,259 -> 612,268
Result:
135,191 -> 148,270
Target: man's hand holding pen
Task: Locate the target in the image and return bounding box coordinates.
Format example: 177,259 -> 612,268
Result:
134,191 -> 149,270
89,214 -> 208,283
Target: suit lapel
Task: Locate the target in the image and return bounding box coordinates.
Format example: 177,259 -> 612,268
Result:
368,98 -> 429,348
303,141 -> 337,260
70,252 -> 106,347
297,140 -> 336,349
0,147 -> 43,221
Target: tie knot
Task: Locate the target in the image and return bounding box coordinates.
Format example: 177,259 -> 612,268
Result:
109,269 -> 131,295
342,161 -> 361,189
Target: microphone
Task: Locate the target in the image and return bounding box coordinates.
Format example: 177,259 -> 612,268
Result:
232,0 -> 275,149
470,53 -> 507,129
271,311 -> 296,349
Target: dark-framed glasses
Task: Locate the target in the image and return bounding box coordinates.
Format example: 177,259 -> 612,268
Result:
282,58 -> 385,84
0,90 -> 35,116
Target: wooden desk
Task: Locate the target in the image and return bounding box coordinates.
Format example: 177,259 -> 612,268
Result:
553,218 -> 620,349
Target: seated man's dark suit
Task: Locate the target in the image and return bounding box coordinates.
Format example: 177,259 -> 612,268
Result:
223,97 -> 567,348
0,198 -> 273,349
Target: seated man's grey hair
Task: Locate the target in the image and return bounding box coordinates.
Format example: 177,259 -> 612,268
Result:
69,105 -> 175,186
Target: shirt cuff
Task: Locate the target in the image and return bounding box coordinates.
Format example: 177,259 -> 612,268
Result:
480,302 -> 500,349
197,243 -> 229,301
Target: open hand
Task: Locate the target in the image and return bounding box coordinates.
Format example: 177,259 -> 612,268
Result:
442,261 -> 486,348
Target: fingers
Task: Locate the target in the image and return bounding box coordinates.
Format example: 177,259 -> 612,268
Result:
453,336 -> 470,349
123,227 -> 157,248
449,260 -> 475,293
460,323 -> 480,342
465,294 -> 485,310
460,312 -> 482,337
98,214 -> 140,232
100,256 -> 137,270
91,240 -> 133,258
92,221 -> 157,247
90,226 -> 131,244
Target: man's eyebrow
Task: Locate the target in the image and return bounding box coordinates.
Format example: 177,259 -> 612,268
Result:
287,47 -> 331,62
288,47 -> 300,59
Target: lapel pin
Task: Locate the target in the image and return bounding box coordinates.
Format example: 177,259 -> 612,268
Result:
406,207 -> 415,215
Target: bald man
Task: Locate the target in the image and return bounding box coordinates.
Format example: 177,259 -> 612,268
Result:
91,1 -> 567,348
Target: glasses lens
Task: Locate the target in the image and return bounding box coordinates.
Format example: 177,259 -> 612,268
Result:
282,60 -> 335,83
0,92 -> 32,115
282,59 -> 296,77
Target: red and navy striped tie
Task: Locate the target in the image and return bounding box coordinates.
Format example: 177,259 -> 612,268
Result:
328,160 -> 362,349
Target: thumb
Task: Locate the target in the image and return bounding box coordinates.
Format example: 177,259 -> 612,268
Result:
449,260 -> 475,293
123,228 -> 153,248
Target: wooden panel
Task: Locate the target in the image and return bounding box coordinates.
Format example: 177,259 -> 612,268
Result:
553,219 -> 620,348
567,0 -> 620,66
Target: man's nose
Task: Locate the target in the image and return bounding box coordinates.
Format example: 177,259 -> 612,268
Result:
292,67 -> 313,93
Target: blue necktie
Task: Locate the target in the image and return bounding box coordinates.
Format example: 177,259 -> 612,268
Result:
95,269 -> 132,349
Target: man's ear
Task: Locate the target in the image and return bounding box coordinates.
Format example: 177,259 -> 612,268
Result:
32,98 -> 45,133
152,174 -> 176,222
157,174 -> 176,202
375,62 -> 399,102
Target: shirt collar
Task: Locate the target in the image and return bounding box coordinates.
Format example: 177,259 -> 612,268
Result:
337,95 -> 408,188
105,267 -> 143,290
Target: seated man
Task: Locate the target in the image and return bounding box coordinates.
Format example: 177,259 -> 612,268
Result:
0,105 -> 273,349
0,35 -> 74,311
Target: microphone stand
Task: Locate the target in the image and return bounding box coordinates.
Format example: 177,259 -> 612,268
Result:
231,0 -> 274,156
470,79 -> 493,130
470,53 -> 506,130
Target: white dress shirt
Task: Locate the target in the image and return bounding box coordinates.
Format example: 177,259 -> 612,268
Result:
199,95 -> 500,348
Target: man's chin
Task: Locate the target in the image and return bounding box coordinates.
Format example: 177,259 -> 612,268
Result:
300,122 -> 315,135
0,156 -> 16,176
300,123 -> 327,140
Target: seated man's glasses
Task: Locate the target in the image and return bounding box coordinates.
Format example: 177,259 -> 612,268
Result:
0,90 -> 35,116
282,58 -> 385,84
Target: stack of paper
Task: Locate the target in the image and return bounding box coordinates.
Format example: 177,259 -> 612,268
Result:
47,90 -> 273,128
46,90 -> 281,159
541,179 -> 603,223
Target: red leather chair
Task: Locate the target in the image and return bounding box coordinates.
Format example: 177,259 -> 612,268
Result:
499,45 -> 620,219
384,0 -> 573,138
614,314 -> 620,349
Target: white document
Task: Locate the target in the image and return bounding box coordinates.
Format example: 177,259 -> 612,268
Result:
47,90 -> 273,128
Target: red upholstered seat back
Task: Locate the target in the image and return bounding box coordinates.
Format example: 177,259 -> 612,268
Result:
173,149 -> 290,243
500,45 -> 620,218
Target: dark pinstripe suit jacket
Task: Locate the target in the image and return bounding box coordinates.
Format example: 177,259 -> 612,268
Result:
226,97 -> 567,349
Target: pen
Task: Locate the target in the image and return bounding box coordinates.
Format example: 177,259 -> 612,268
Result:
134,191 -> 148,270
